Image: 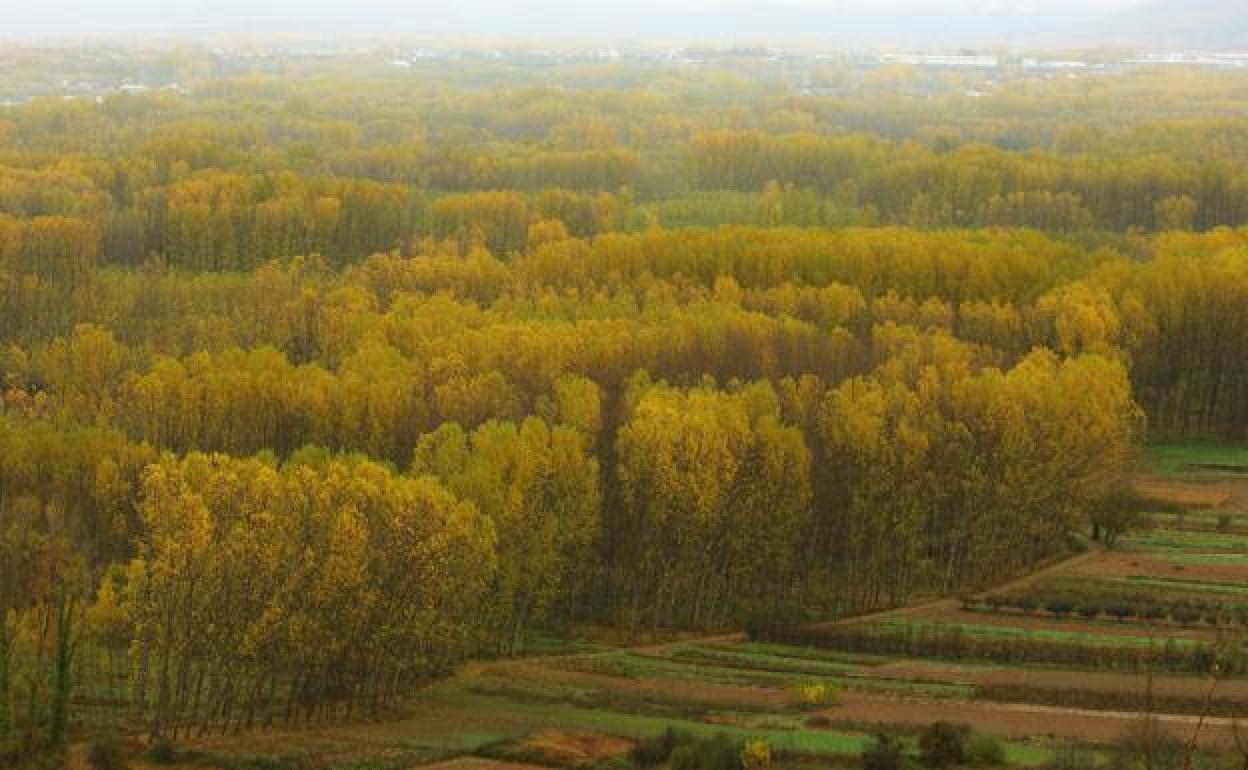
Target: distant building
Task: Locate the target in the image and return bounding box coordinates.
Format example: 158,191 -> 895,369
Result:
1022,58 -> 1089,70
879,53 -> 999,69
1125,52 -> 1248,68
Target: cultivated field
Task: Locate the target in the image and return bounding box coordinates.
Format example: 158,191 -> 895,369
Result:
111,446 -> 1248,770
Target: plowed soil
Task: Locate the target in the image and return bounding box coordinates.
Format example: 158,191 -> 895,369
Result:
819,691 -> 1236,747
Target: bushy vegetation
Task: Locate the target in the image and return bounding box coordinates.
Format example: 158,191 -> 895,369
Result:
633,729 -> 750,770
972,590 -> 1248,629
86,732 -> 129,770
861,731 -> 906,770
918,722 -> 965,769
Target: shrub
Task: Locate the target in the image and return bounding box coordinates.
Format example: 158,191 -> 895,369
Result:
701,736 -> 744,770
964,734 -> 1005,767
792,681 -> 838,709
1105,602 -> 1134,623
743,601 -> 808,639
1114,720 -> 1185,770
667,735 -> 742,770
918,722 -> 966,769
672,745 -> 702,770
1076,602 -> 1102,620
1044,596 -> 1077,620
146,738 -> 178,765
805,715 -> 833,728
1141,604 -> 1167,623
87,734 -> 129,770
1016,596 -> 1038,614
1171,604 -> 1200,627
632,726 -> 693,766
740,739 -> 771,770
1218,512 -> 1234,533
862,731 -> 906,770
984,595 -> 1004,613
1048,745 -> 1097,770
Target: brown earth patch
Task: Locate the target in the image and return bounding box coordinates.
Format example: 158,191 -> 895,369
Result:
502,729 -> 634,766
494,662 -> 790,710
424,759 -> 552,770
1066,549 -> 1248,584
1134,475 -> 1248,512
821,691 -> 1235,747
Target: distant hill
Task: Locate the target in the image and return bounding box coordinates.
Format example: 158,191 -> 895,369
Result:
1063,0 -> 1248,49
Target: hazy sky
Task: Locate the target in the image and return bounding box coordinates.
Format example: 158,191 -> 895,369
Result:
7,0 -> 1148,42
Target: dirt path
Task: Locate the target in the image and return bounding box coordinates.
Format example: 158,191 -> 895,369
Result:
802,546 -> 1108,631
472,546 -> 1096,674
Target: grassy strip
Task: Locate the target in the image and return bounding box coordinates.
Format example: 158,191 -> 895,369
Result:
666,644 -> 863,676
871,619 -> 1200,650
433,689 -> 1054,766
717,642 -> 893,667
1030,574 -> 1248,605
1118,575 -> 1248,596
1166,552 -> 1248,565
568,651 -> 972,698
1141,443 -> 1248,476
1121,531 -> 1248,553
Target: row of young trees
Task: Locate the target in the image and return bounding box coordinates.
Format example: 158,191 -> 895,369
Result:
6,70 -> 1248,277
5,225 -> 1248,444
0,351 -> 1137,742
0,149 -> 1239,747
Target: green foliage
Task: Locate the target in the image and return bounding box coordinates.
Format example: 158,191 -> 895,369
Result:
670,735 -> 744,770
631,726 -> 695,767
1048,745 -> 1098,770
147,739 -> 178,765
739,738 -> 771,770
918,722 -> 966,769
791,681 -> 839,709
964,734 -> 1006,767
1044,596 -> 1078,620
861,731 -> 907,770
86,732 -> 129,770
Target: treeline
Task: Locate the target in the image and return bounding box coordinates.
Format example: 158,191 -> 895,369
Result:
688,132 -> 1248,232
5,68 -> 1248,279
1,224 -> 1156,744
0,350 -> 1136,741
2,136 -> 1245,273
10,224 -> 1246,438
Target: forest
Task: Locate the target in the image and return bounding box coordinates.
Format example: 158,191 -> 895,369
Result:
2,49 -> 1248,759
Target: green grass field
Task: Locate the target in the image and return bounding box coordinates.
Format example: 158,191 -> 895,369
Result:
1166,552 -> 1248,565
1120,530 -> 1248,552
1118,575 -> 1248,595
565,650 -> 973,699
872,618 -> 1199,650
1141,443 -> 1248,476
431,687 -> 1056,766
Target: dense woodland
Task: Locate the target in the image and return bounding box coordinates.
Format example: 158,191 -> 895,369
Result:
1,51 -> 1247,748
